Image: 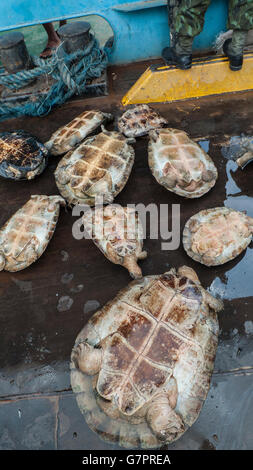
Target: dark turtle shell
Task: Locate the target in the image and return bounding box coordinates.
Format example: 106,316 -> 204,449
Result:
0,130 -> 49,180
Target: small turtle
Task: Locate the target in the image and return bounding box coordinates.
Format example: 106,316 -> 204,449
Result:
83,204 -> 147,278
0,195 -> 65,272
55,127 -> 135,206
118,104 -> 168,138
71,266 -> 223,448
225,135 -> 253,169
0,130 -> 48,180
148,128 -> 218,198
183,207 -> 253,266
45,110 -> 113,156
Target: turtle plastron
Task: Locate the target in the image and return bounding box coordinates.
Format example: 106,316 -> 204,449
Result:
71,266 -> 223,448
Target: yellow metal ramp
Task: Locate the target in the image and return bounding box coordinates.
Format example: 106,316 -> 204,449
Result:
122,52 -> 253,105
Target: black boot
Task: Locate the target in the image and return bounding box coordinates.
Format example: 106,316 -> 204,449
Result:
223,38 -> 243,71
162,47 -> 192,70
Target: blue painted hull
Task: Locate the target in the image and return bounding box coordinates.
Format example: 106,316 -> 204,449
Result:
0,0 -> 228,64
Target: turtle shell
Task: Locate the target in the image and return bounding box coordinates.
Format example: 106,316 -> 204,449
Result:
0,195 -> 65,272
0,130 -> 48,180
183,207 -> 253,266
82,204 -> 147,278
71,266 -> 223,448
54,128 -> 135,206
118,104 -> 168,138
45,110 -> 113,156
148,128 -> 218,198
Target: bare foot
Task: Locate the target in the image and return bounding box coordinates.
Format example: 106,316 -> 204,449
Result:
40,38 -> 61,58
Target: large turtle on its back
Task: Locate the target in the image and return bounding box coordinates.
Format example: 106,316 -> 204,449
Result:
54,126 -> 135,206
148,128 -> 218,198
0,130 -> 48,180
71,266 -> 223,448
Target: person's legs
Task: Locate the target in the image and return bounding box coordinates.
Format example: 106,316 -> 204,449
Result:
173,0 -> 211,54
41,23 -> 61,58
227,0 -> 253,32
223,0 -> 253,70
162,0 -> 211,69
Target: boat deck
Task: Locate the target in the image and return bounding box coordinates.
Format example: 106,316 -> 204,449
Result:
0,61 -> 253,450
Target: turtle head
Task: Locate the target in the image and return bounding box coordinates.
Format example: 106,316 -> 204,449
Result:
0,252 -> 6,271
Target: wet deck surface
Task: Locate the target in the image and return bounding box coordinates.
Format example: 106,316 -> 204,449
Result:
0,61 -> 253,450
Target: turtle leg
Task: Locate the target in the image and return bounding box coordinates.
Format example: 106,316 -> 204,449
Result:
146,386 -> 185,442
177,265 -> 201,284
236,151 -> 253,169
71,341 -> 102,375
96,394 -> 121,420
123,254 -> 143,279
138,250 -> 148,260
203,289 -> 223,313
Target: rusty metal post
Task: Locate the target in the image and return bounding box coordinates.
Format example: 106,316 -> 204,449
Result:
57,21 -> 92,54
0,32 -> 31,73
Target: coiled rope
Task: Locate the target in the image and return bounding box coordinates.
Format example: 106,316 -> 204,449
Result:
0,37 -> 110,121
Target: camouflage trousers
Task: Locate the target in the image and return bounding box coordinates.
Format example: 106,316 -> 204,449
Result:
173,0 -> 253,55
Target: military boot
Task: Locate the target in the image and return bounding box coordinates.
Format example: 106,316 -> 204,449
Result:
223,30 -> 248,71
162,35 -> 193,70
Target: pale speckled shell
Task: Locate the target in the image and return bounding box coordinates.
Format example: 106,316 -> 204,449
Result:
118,105 -> 168,138
0,195 -> 65,271
183,207 -> 253,266
45,110 -> 113,156
148,128 -> 218,198
54,129 -> 135,206
70,267 -> 222,448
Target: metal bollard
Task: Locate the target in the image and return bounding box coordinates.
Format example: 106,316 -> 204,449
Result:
0,32 -> 31,74
57,21 -> 92,54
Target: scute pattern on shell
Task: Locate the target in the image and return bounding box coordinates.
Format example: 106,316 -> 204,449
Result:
82,204 -> 147,278
0,195 -> 65,272
148,128 -> 218,198
71,266 -> 223,448
54,128 -> 135,206
183,207 -> 253,266
118,104 -> 168,138
0,130 -> 48,180
45,110 -> 113,156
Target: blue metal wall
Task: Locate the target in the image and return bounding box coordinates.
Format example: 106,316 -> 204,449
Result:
0,0 -> 228,64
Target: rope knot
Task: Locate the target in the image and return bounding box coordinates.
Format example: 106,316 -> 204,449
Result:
0,37 -> 110,121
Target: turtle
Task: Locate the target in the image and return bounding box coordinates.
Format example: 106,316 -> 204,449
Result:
118,104 -> 168,138
221,134 -> 253,169
54,126 -> 135,206
232,136 -> 253,169
0,130 -> 49,180
0,195 -> 65,272
148,128 -> 218,198
45,110 -> 113,156
82,204 -> 147,278
70,265 -> 223,449
183,207 -> 253,267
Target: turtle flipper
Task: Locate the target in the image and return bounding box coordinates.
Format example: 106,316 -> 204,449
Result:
146,392 -> 185,442
236,151 -> 253,169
